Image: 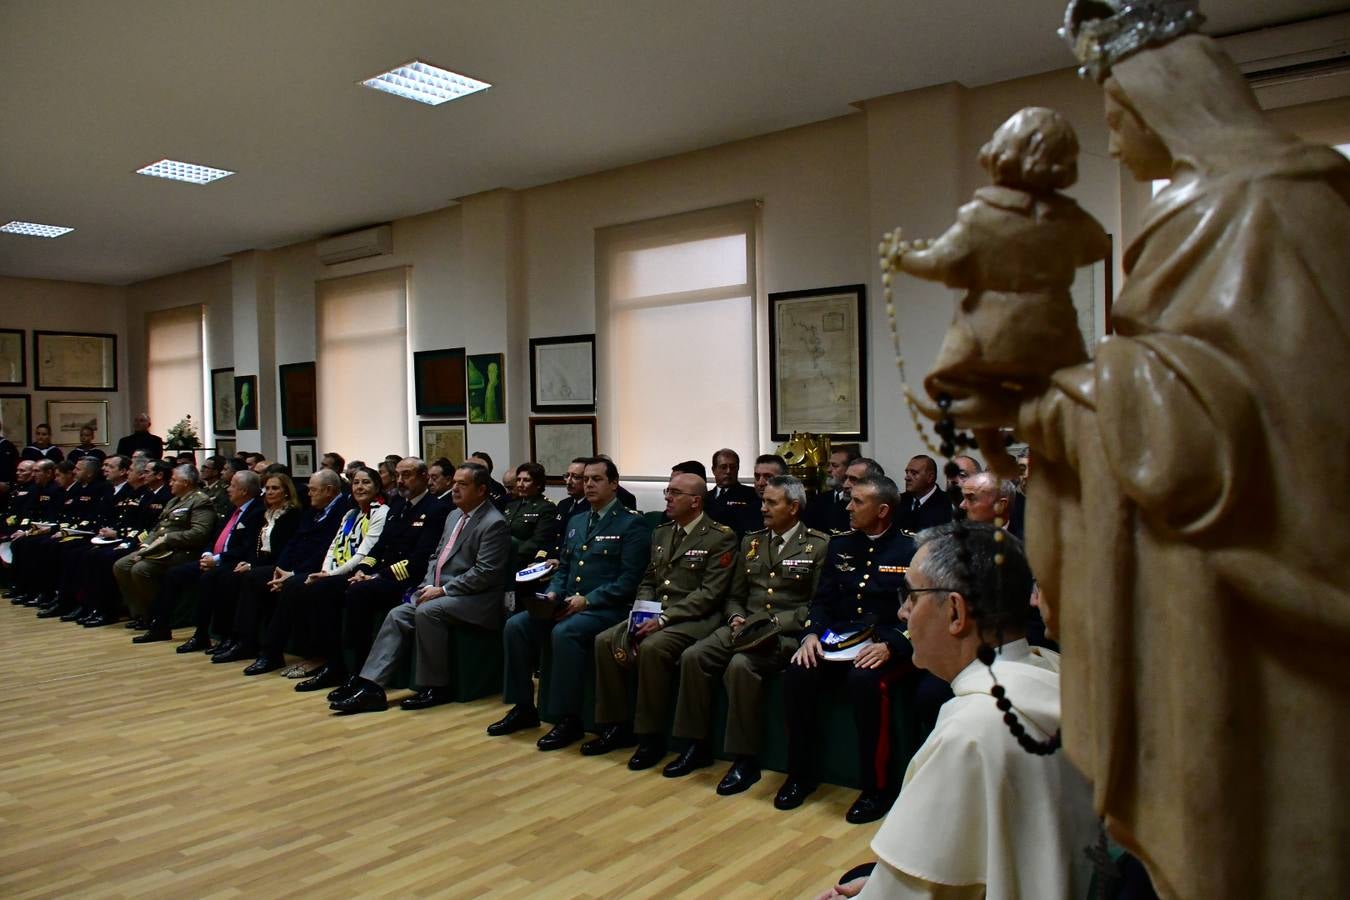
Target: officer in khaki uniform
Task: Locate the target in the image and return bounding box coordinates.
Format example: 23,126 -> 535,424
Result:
667,475 -> 830,793
114,463 -> 217,630
586,471 -> 738,770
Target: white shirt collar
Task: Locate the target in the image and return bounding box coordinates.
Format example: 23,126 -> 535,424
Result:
951,638 -> 1032,695
917,484 -> 938,506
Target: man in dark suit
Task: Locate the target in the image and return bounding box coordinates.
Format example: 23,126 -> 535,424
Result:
334,457 -> 449,676
704,448 -> 761,535
235,471 -> 350,669
115,413 -> 165,460
899,454 -> 952,532
804,449 -> 859,534
489,457 -> 651,749
553,457 -> 591,532
329,462 -> 511,713
468,451 -> 512,512
776,474 -> 916,825
147,469 -> 265,648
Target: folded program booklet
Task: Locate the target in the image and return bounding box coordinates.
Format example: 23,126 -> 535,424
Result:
628,599 -> 662,636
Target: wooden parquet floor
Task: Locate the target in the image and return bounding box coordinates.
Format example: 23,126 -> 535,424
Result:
0,601 -> 874,898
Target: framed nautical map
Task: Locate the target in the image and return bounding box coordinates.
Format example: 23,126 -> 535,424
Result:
529,334 -> 595,413
33,330 -> 117,391
0,394 -> 31,445
530,416 -> 597,484
768,285 -> 868,440
0,329 -> 25,387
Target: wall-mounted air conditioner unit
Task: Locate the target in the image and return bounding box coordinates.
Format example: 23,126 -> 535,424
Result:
1220,12 -> 1350,107
317,225 -> 393,265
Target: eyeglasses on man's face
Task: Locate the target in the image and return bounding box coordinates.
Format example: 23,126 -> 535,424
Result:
663,488 -> 700,498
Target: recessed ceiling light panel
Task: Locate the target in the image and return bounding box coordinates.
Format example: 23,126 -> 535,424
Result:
361,60 -> 490,106
136,159 -> 235,184
1,220 -> 74,238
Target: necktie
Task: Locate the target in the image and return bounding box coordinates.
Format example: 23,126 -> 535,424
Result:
213,505 -> 243,555
433,512 -> 469,584
588,510 -> 600,535
771,534 -> 785,567
671,525 -> 686,555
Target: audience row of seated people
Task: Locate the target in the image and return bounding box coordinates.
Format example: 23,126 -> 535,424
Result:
2,437 -> 1030,831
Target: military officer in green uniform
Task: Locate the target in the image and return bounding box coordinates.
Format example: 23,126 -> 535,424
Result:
489,457 -> 651,751
666,474 -> 830,793
114,463 -> 217,633
585,471 -> 739,770
503,461 -> 559,572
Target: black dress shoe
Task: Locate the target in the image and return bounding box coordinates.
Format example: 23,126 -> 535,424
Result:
208,639 -> 238,657
81,613 -> 110,627
627,740 -> 668,771
295,665 -> 345,692
399,687 -> 453,710
662,741 -> 713,778
845,789 -> 895,825
535,717 -> 584,751
132,628 -> 172,644
330,683 -> 387,714
8,593 -> 31,605
176,634 -> 211,654
716,759 -> 762,796
60,606 -> 87,622
35,605 -> 65,618
124,617 -> 146,630
242,656 -> 283,676
487,704 -> 541,737
773,777 -> 818,810
212,644 -> 255,664
19,595 -> 43,607
327,675 -> 363,703
34,595 -> 58,610
580,724 -> 636,756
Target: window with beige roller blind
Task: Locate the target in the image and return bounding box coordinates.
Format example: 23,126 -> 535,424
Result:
315,267 -> 410,463
595,201 -> 760,478
145,304 -> 205,444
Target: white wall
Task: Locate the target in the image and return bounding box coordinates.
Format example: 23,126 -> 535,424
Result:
38,66 -> 1347,504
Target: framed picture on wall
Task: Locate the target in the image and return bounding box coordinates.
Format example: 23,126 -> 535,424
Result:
233,375 -> 259,431
211,367 -> 235,435
279,361 -> 317,437
413,348 -> 467,417
33,330 -> 118,391
216,438 -> 236,458
0,329 -> 25,387
286,440 -> 316,477
0,394 -> 31,445
529,416 -> 597,484
418,419 -> 467,467
768,285 -> 868,441
529,334 -> 595,413
46,399 -> 110,447
467,352 -> 505,424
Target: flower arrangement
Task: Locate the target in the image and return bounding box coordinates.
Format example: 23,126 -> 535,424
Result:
166,414 -> 202,450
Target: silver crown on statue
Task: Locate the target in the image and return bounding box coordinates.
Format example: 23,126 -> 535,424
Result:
1060,0 -> 1206,82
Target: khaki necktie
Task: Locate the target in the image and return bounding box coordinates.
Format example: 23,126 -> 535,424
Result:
771,534 -> 785,567
670,525 -> 686,555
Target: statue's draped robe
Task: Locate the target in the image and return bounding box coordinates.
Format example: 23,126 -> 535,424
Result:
1019,147 -> 1350,898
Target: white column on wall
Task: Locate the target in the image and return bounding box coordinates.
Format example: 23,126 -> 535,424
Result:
145,304 -> 205,443
229,251 -> 276,456
315,267 -> 409,463
596,201 -> 759,478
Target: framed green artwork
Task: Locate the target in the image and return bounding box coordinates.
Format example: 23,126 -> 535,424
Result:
467,352 -> 505,424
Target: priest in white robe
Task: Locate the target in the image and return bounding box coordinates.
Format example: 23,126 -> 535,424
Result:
821,523 -> 1097,899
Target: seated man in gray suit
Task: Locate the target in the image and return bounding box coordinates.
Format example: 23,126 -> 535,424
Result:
327,462 -> 511,713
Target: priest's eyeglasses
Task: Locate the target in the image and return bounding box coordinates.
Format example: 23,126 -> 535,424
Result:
900,576 -> 957,604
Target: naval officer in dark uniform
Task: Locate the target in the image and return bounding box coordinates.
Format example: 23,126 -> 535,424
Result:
703,448 -> 761,535
776,474 -> 915,825
668,474 -> 831,793
489,457 -> 650,750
